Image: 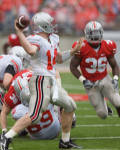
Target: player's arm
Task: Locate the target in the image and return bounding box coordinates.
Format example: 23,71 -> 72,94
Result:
108,56 -> 119,77
108,56 -> 119,91
70,55 -> 85,81
3,65 -> 16,90
56,38 -> 83,64
14,20 -> 38,56
0,103 -> 11,133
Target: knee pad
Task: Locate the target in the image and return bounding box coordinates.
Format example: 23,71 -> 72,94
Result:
64,97 -> 77,112
96,109 -> 107,119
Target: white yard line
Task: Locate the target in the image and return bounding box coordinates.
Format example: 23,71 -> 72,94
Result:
76,124 -> 120,127
76,115 -> 118,118
72,136 -> 120,140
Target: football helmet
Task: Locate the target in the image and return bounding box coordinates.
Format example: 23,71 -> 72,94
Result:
12,76 -> 30,106
84,21 -> 103,44
31,12 -> 56,34
8,34 -> 20,47
9,46 -> 31,68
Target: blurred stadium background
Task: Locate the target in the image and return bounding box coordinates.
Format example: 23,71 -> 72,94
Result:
1,0 -> 120,149
0,0 -> 120,69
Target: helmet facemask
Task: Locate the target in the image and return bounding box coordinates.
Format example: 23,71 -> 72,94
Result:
85,21 -> 103,46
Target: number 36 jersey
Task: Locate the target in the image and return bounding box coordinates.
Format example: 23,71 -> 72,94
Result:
74,40 -> 117,82
27,33 -> 59,76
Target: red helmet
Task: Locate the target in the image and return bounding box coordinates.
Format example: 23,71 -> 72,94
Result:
8,34 -> 21,47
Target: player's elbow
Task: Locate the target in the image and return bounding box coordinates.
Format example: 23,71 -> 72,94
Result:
26,45 -> 38,56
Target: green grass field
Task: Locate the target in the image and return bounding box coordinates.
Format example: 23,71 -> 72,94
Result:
5,72 -> 120,150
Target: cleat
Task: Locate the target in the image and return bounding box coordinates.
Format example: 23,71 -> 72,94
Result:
59,139 -> 82,149
18,130 -> 28,137
0,134 -> 11,150
107,106 -> 113,116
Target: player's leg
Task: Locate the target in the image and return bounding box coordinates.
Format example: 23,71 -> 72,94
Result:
86,87 -> 108,119
52,88 -> 82,149
0,76 -> 51,150
101,75 -> 120,117
0,87 -> 6,112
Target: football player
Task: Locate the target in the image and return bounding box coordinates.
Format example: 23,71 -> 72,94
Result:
2,33 -> 20,55
0,54 -> 23,90
70,21 -> 120,119
0,54 -> 23,114
11,104 -> 61,140
0,69 -> 73,140
0,12 -> 82,150
0,46 -> 30,105
2,28 -> 30,55
1,69 -> 60,140
0,69 -> 32,136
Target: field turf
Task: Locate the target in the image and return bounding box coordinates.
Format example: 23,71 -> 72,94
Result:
4,72 -> 120,150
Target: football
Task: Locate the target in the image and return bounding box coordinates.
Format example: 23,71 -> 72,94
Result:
16,15 -> 30,29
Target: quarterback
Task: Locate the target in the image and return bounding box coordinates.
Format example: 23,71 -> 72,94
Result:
1,12 -> 83,150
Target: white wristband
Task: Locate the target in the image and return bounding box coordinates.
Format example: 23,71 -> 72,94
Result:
79,75 -> 86,82
113,75 -> 119,80
62,50 -> 71,62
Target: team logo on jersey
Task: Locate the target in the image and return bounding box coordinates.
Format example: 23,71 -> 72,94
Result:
101,53 -> 105,56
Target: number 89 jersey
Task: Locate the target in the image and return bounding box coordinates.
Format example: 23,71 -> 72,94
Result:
27,33 -> 59,76
74,40 -> 117,82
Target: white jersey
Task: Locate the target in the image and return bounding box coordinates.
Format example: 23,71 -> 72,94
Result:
27,33 -> 60,76
11,104 -> 61,140
0,55 -> 23,83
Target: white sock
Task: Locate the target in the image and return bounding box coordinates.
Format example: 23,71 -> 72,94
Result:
5,129 -> 17,138
62,132 -> 70,142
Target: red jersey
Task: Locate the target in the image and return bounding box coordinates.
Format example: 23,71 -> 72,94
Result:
4,69 -> 32,109
73,40 -> 116,82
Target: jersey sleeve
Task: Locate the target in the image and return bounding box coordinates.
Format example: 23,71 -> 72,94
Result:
50,33 -> 60,52
10,56 -> 23,74
27,35 -> 40,50
4,86 -> 20,109
104,40 -> 117,58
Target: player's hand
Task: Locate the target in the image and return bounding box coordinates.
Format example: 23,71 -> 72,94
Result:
75,37 -> 84,51
14,19 -> 23,32
71,37 -> 84,55
83,80 -> 94,89
112,79 -> 119,91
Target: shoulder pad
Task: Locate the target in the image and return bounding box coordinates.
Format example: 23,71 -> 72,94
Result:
104,40 -> 116,54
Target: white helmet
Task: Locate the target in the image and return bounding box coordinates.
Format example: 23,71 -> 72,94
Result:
84,21 -> 103,44
9,46 -> 31,68
31,12 -> 56,34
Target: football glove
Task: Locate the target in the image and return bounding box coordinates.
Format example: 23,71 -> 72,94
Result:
112,79 -> 119,91
83,80 -> 94,89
